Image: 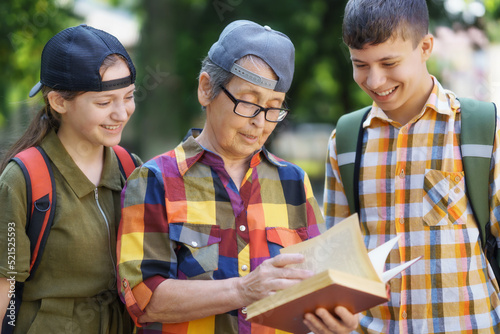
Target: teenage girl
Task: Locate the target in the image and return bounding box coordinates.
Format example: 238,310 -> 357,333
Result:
0,24 -> 139,333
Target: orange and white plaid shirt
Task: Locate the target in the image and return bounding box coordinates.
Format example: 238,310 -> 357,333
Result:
324,77 -> 500,333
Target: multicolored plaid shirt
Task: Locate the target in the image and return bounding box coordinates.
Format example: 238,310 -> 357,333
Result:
324,77 -> 500,333
117,131 -> 325,334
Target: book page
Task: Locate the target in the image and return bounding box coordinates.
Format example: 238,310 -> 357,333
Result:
280,214 -> 380,282
368,235 -> 401,278
380,256 -> 422,283
367,235 -> 422,282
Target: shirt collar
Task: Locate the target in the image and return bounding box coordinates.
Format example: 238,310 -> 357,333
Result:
364,76 -> 460,128
40,130 -> 123,198
175,128 -> 286,176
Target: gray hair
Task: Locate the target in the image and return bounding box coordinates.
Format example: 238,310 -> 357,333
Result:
198,55 -> 275,110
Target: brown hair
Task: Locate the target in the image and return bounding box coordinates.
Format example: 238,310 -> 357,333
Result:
342,0 -> 429,50
0,54 -> 126,172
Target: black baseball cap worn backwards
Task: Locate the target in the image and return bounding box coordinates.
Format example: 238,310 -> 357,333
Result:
29,24 -> 136,98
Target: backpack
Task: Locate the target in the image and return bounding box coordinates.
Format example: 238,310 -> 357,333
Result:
335,97 -> 500,283
2,145 -> 139,333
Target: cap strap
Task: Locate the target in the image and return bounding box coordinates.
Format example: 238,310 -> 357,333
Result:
230,63 -> 277,90
101,75 -> 133,91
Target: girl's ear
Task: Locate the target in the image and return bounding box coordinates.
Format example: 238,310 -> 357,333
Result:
47,91 -> 68,115
198,72 -> 213,107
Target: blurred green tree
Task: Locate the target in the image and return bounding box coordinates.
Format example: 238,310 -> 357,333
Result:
484,0 -> 500,42
131,0 -> 370,159
2,0 -> 500,162
132,0 -> 500,160
0,0 -> 78,150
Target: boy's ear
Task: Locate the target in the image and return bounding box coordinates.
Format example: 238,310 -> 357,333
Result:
47,91 -> 68,115
420,34 -> 434,61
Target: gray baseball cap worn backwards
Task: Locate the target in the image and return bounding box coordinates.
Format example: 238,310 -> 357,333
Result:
208,20 -> 295,93
29,24 -> 136,98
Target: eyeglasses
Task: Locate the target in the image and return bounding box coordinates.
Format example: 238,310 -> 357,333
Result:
220,85 -> 289,123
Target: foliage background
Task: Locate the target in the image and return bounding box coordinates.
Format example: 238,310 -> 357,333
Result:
1,0 -> 500,186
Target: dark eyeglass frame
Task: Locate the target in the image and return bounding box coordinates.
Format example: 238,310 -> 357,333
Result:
219,85 -> 289,123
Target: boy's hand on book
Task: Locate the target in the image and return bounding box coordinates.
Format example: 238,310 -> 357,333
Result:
237,253 -> 314,306
303,306 -> 359,334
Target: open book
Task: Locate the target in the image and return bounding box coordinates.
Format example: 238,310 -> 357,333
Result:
246,214 -> 421,334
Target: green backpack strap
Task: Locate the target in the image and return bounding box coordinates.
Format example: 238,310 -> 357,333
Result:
460,97 -> 500,281
336,106 -> 371,214
460,98 -> 496,235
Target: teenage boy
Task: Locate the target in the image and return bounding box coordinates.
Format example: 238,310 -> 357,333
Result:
324,0 -> 500,332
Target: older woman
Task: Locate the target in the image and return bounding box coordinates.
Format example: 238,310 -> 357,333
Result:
117,20 -> 358,334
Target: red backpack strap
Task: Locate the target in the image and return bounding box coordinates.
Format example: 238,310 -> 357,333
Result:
112,145 -> 138,178
12,146 -> 56,274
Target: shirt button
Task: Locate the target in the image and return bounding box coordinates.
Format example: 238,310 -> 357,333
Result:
122,280 -> 128,288
455,187 -> 460,193
399,169 -> 405,179
191,241 -> 198,247
402,311 -> 407,319
241,265 -> 248,271
239,225 -> 246,232
454,176 -> 461,183
241,307 -> 247,314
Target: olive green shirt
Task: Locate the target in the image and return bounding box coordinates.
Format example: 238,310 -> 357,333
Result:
0,131 -> 140,333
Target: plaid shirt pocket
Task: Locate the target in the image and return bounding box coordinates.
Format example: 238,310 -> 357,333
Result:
423,169 -> 467,226
169,223 -> 221,278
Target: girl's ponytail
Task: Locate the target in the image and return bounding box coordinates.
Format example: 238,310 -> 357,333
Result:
0,87 -> 66,173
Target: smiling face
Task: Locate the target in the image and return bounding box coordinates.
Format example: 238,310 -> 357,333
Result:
349,34 -> 434,124
197,59 -> 286,163
53,58 -> 135,153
